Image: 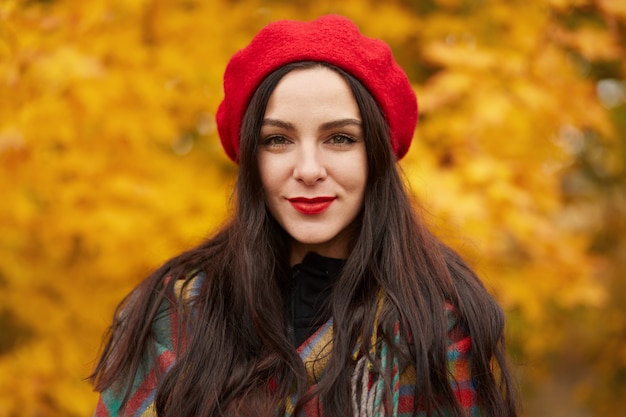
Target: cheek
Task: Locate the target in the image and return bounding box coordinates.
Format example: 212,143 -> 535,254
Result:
257,162 -> 284,209
257,156 -> 273,191
258,154 -> 294,191
338,155 -> 368,192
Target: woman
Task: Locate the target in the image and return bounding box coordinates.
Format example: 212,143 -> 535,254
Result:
91,15 -> 518,417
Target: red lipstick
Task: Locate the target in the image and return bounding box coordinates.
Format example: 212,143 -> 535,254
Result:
288,197 -> 335,215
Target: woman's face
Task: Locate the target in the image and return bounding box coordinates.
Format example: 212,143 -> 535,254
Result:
257,67 -> 367,264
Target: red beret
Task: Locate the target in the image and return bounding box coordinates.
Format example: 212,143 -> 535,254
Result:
216,14 -> 418,162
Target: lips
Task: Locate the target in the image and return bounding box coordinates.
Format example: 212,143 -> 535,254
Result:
287,196 -> 336,215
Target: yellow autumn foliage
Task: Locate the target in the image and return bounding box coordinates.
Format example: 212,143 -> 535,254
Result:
1,0 -> 624,416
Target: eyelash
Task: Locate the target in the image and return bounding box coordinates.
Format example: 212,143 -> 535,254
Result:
261,135 -> 291,147
327,133 -> 357,145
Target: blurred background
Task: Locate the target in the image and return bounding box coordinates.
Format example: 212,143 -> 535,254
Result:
1,0 -> 625,415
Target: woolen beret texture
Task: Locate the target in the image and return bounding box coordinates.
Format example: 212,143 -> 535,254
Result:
216,14 -> 418,162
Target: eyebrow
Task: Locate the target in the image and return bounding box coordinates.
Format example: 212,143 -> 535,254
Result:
261,119 -> 295,130
319,118 -> 362,131
261,118 -> 362,132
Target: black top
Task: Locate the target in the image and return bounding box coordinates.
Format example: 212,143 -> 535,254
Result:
286,252 -> 346,347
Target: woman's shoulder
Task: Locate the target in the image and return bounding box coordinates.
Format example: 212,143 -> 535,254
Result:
146,271 -> 206,351
170,271 -> 205,304
444,302 -> 471,350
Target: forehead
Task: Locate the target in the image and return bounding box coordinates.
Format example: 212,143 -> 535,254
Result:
264,67 -> 360,120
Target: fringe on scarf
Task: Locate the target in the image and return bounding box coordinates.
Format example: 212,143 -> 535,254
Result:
350,292 -> 401,417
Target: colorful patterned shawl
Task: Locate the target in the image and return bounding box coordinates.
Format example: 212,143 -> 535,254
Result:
94,275 -> 481,417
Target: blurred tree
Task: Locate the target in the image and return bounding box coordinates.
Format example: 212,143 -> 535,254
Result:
553,2 -> 626,411
0,0 -> 623,415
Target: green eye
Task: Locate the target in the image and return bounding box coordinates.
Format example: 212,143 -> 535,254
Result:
328,134 -> 356,145
261,135 -> 290,146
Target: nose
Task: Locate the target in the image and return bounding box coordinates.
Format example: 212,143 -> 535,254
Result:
292,144 -> 327,185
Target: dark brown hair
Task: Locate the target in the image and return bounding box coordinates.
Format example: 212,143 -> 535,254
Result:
91,62 -> 518,417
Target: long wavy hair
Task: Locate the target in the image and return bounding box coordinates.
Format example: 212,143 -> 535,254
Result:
91,61 -> 518,417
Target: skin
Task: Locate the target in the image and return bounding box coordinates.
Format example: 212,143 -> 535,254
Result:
257,67 -> 368,265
